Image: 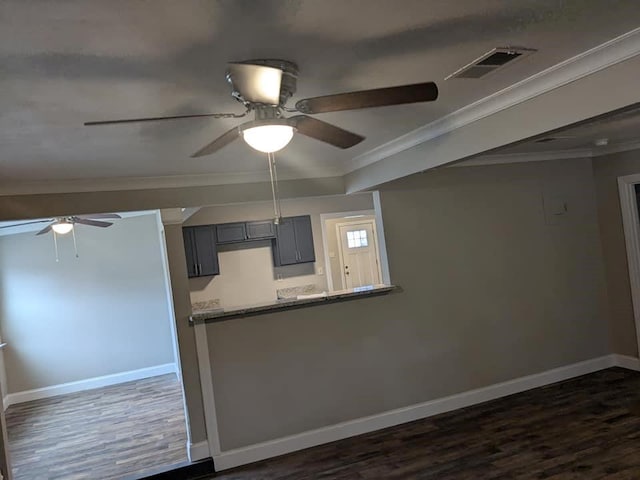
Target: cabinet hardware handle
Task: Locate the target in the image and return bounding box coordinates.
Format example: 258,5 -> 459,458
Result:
198,264 -> 202,275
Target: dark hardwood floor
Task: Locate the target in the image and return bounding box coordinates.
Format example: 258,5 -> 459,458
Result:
5,373 -> 188,480
212,367 -> 640,480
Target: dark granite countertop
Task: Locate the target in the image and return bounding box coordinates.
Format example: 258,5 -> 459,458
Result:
189,284 -> 396,324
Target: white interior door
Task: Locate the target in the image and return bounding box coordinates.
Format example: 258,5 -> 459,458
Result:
338,221 -> 381,289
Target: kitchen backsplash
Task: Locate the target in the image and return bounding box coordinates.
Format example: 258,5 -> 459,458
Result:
191,299 -> 221,311
276,284 -> 322,299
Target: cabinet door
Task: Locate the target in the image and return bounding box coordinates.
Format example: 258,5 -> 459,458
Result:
246,220 -> 275,239
216,222 -> 247,244
193,225 -> 219,276
273,218 -> 298,266
293,216 -> 315,263
182,227 -> 198,278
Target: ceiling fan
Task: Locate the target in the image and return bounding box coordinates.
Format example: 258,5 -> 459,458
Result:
0,213 -> 122,236
84,59 -> 439,156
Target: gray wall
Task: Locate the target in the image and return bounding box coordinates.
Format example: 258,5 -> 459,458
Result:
0,214 -> 175,393
592,150 -> 640,357
0,158 -> 616,450
186,194 -> 374,307
205,157 -> 611,450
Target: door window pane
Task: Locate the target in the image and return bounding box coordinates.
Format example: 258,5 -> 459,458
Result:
347,229 -> 368,248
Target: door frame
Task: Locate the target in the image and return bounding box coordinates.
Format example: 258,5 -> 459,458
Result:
320,210 -> 375,292
617,173 -> 640,357
335,219 -> 383,290
155,211 -> 193,455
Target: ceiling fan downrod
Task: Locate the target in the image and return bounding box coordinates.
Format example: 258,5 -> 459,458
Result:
267,151 -> 283,225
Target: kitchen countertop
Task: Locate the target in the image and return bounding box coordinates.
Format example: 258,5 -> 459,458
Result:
189,284 -> 396,324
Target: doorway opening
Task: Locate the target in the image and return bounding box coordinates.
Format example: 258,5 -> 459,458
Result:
617,174 -> 640,358
0,210 -> 189,480
321,210 -> 385,292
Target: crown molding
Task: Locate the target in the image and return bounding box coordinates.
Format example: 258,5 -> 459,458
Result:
347,26 -> 640,173
0,167 -> 344,197
451,139 -> 640,168
450,148 -> 592,167
592,139 -> 640,158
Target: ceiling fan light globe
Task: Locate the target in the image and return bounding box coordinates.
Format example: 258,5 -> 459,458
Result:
242,125 -> 294,153
52,222 -> 73,235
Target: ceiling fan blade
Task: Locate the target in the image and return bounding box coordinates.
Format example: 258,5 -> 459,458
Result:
36,224 -> 52,236
227,63 -> 282,105
75,219 -> 113,228
295,82 -> 438,114
0,219 -> 52,229
290,115 -> 365,149
76,213 -> 122,220
191,126 -> 241,157
84,112 -> 246,126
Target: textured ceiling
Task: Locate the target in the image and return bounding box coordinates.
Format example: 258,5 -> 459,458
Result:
1,0 -> 639,187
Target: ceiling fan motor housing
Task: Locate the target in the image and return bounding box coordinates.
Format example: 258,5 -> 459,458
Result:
254,105 -> 282,121
227,59 -> 299,107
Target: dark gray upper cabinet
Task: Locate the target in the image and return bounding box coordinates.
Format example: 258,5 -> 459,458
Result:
292,216 -> 315,263
216,222 -> 247,244
216,220 -> 276,244
273,218 -> 298,266
246,220 -> 275,240
273,215 -> 316,266
183,227 -> 198,278
183,225 -> 219,277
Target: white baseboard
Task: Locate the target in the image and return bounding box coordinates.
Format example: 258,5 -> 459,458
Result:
612,353 -> 640,371
4,363 -> 177,410
213,354 -> 626,471
188,440 -> 210,462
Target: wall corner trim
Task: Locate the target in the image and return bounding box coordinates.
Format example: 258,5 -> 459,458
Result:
188,440 -> 211,463
612,354 -> 640,371
161,208 -> 185,225
4,363 -> 177,408
210,354 -> 633,471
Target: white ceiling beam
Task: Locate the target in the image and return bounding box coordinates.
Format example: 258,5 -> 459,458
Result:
345,27 -> 640,192
346,55 -> 640,192
450,139 -> 640,169
0,167 -> 344,197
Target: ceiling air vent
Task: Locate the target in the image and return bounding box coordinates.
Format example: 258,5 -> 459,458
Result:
446,47 -> 536,80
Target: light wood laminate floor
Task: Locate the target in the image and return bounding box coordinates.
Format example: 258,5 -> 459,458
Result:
5,373 -> 187,480
213,367 -> 640,480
